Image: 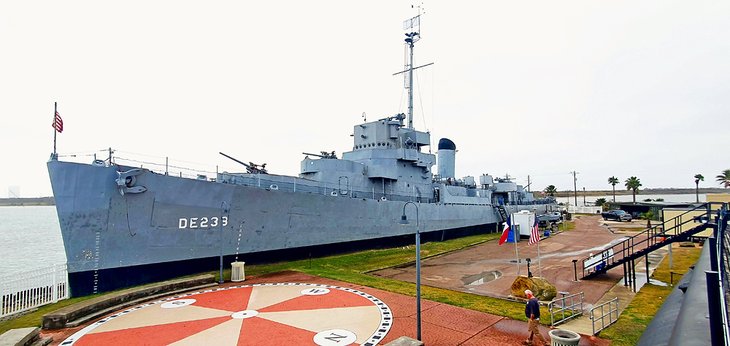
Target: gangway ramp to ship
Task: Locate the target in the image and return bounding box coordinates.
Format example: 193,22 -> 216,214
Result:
579,203 -> 721,288
495,205 -> 508,223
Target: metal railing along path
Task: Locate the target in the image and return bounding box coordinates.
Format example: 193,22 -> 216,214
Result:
580,202 -> 719,280
712,203 -> 730,345
0,264 -> 69,318
549,291 -> 584,326
591,297 -> 619,335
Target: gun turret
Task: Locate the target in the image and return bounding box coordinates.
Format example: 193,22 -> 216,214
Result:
302,151 -> 337,159
219,152 -> 268,174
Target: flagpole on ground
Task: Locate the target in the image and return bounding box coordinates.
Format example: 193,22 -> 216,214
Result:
537,235 -> 542,277
529,212 -> 541,277
52,102 -> 57,159
513,216 -> 520,276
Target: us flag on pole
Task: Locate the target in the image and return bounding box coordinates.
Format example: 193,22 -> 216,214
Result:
529,215 -> 540,245
52,111 -> 63,133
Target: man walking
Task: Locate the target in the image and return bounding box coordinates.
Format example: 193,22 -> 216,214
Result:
524,289 -> 548,346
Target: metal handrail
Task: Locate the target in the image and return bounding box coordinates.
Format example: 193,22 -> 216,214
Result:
548,291 -> 584,326
714,204 -> 730,345
0,264 -> 69,318
591,297 -> 619,335
580,203 -> 720,278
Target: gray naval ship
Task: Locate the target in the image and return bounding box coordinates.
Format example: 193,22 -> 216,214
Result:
48,17 -> 554,296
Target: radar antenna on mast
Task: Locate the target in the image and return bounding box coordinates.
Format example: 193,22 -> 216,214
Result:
393,6 -> 433,130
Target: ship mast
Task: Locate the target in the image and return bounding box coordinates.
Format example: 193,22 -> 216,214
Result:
396,12 -> 433,130
405,28 -> 419,129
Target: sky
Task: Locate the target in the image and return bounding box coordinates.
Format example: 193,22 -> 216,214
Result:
1,1 -> 729,198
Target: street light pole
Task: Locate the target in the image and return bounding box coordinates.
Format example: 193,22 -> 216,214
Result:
572,171 -> 578,207
400,201 -> 421,341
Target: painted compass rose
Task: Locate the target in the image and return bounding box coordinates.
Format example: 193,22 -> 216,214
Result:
61,283 -> 392,346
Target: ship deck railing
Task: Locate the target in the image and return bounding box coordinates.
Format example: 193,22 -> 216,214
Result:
57,149 -> 222,182
218,172 -> 438,204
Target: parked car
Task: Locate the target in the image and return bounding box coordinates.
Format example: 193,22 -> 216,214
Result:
602,210 -> 632,222
537,211 -> 562,227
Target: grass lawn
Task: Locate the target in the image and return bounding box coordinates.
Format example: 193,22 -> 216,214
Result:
240,231 -> 539,320
598,244 -> 702,346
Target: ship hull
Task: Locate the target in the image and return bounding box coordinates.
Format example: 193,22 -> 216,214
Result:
48,160 -> 551,296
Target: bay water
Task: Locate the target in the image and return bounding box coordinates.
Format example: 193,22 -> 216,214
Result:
0,206 -> 65,277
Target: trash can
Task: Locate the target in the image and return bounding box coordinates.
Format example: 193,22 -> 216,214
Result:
549,329 -> 580,346
231,261 -> 246,282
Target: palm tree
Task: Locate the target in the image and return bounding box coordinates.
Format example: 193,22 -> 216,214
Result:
694,174 -> 704,202
625,176 -> 642,203
718,169 -> 730,189
608,176 -> 619,202
544,185 -> 557,197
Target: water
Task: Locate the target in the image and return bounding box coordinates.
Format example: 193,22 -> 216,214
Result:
462,270 -> 502,286
0,206 -> 65,277
557,193 -> 705,206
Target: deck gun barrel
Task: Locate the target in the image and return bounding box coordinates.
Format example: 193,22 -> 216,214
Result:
302,151 -> 337,159
219,152 -> 267,174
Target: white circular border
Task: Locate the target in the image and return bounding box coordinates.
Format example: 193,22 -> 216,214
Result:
60,283 -> 392,346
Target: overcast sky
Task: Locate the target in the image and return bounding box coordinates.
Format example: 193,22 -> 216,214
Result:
1,1 -> 729,198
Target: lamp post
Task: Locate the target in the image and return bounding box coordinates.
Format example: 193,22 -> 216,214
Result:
400,201 -> 421,341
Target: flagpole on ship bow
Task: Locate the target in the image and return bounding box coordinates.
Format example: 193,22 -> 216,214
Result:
52,102 -> 58,159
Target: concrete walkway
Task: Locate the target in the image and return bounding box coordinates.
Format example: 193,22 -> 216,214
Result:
560,246 -> 670,335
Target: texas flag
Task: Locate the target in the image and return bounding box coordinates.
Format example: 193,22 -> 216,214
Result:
498,216 -> 511,245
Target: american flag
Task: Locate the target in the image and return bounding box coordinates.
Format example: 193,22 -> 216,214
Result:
52,111 -> 64,133
529,214 -> 540,245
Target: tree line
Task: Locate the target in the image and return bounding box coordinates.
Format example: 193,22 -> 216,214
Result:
542,169 -> 730,204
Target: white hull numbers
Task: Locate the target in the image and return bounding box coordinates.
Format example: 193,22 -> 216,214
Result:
178,216 -> 228,229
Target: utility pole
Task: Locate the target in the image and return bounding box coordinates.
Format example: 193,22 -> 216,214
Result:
571,171 -> 578,207
527,175 -> 531,193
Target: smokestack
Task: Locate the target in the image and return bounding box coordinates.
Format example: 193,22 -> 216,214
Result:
437,138 -> 456,180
